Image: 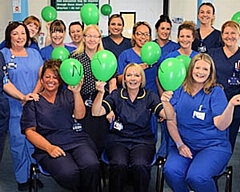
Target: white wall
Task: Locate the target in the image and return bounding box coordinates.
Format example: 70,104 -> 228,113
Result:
0,0 -> 239,43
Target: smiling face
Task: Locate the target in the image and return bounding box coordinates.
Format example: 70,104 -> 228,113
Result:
41,68 -> 60,92
222,26 -> 240,48
83,27 -> 101,51
124,66 -> 143,91
192,59 -> 211,85
10,25 -> 27,48
51,30 -> 65,46
133,24 -> 151,48
69,24 -> 83,45
26,23 -> 39,38
108,17 -> 124,36
178,28 -> 194,49
198,4 -> 215,25
157,21 -> 171,41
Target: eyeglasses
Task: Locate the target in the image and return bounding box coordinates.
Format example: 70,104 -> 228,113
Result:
84,35 -> 101,39
135,31 -> 150,37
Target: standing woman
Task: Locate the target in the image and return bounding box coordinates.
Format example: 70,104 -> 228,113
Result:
40,19 -> 75,61
153,15 -> 179,159
102,14 -> 132,59
154,15 -> 179,61
0,15 -> 42,52
0,22 -> 43,191
70,25 -> 117,155
192,2 -> 223,52
208,20 -> 240,152
65,21 -> 84,49
164,21 -> 198,59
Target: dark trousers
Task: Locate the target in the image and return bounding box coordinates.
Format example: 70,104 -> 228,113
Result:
0,99 -> 9,162
81,106 -> 109,156
106,142 -> 155,192
39,140 -> 100,192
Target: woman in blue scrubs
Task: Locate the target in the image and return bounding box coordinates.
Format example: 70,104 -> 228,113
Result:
21,60 -> 100,192
102,14 -> 132,59
164,53 -> 240,192
192,2 -> 223,52
208,20 -> 240,152
0,22 -> 43,191
92,63 -> 174,192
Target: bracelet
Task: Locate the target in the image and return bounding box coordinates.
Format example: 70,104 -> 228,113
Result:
176,142 -> 183,149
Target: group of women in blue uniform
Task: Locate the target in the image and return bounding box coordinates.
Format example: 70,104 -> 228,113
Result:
1,1 -> 240,192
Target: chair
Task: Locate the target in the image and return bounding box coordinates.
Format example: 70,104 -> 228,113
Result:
155,160 -> 233,192
29,163 -> 50,192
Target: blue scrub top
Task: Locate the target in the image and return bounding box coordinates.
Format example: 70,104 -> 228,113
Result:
0,39 -> 40,53
21,89 -> 91,161
117,48 -> 159,94
40,44 -> 75,61
192,28 -> 223,52
171,85 -> 231,154
164,50 -> 198,59
0,47 -> 43,117
102,36 -> 132,59
102,88 -> 163,145
208,47 -> 240,119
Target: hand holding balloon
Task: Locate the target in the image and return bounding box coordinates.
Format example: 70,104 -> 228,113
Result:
60,58 -> 84,86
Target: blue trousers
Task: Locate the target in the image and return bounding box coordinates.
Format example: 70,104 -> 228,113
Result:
164,146 -> 231,192
39,140 -> 100,192
106,142 -> 155,192
9,116 -> 35,183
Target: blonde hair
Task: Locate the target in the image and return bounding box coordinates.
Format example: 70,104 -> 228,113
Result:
122,63 -> 146,88
221,20 -> 240,34
72,25 -> 104,55
183,53 -> 218,95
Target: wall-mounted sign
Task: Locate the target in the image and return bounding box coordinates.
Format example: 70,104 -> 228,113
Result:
51,0 -> 99,11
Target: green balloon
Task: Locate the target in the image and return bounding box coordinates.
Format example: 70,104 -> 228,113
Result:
80,4 -> 99,25
41,6 -> 57,22
60,58 -> 84,86
91,50 -> 117,82
51,47 -> 70,61
158,58 -> 186,91
140,42 -> 161,65
101,4 -> 112,16
231,11 -> 240,24
176,55 -> 191,70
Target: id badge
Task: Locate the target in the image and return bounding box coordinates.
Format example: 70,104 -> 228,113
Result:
113,121 -> 123,131
228,77 -> 239,85
72,122 -> 82,132
85,99 -> 93,107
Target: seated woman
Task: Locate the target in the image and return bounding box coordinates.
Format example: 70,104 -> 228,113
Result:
164,53 -> 240,192
21,60 -> 99,192
92,63 -> 174,192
